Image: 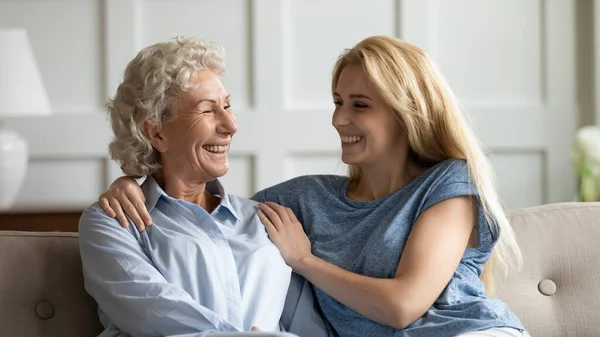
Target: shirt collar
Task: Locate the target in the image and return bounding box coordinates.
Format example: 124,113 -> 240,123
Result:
205,178 -> 240,221
141,176 -> 239,221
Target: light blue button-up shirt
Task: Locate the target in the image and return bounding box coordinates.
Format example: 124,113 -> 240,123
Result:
79,176 -> 292,337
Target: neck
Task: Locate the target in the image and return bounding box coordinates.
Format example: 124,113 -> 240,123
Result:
348,156 -> 423,201
153,167 -> 217,213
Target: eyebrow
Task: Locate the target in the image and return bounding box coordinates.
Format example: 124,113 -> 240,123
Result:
332,92 -> 373,100
194,94 -> 231,105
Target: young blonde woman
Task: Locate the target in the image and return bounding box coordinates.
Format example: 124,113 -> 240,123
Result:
98,36 -> 529,337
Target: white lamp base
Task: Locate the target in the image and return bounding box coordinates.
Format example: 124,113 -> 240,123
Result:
0,126 -> 28,210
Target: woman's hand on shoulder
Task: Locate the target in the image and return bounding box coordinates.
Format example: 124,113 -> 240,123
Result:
99,176 -> 151,231
257,202 -> 312,269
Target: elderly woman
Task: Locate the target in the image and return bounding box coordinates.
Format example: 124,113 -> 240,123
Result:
78,37 -> 295,337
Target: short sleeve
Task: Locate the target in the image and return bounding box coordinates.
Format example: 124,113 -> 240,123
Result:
251,185 -> 285,204
421,160 -> 476,211
251,189 -> 268,203
421,181 -> 478,214
420,160 -> 497,251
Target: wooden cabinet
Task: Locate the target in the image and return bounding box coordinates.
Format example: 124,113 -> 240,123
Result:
0,210 -> 82,232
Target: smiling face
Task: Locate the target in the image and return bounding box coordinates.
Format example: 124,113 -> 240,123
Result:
147,69 -> 238,182
332,65 -> 408,168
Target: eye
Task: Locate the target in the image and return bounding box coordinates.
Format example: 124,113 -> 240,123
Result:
201,109 -> 213,114
224,104 -> 231,110
333,100 -> 342,106
354,103 -> 368,109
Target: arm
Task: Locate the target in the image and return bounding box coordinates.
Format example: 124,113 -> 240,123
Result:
79,206 -> 243,336
258,196 -> 475,330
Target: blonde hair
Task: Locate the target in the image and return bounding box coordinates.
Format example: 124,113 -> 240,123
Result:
332,36 -> 522,295
107,36 -> 226,177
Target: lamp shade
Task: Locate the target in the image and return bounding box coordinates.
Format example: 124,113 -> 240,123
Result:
0,29 -> 51,117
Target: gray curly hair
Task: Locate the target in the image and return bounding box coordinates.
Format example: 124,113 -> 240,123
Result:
107,36 -> 226,177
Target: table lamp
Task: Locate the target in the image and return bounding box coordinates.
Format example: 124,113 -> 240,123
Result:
0,29 -> 52,210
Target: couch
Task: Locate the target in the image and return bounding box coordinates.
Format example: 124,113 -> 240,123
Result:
1,202 -> 599,336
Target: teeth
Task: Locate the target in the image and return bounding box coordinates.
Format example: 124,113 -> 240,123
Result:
203,145 -> 229,153
341,136 -> 362,144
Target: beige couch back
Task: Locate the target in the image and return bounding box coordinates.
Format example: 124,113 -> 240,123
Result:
0,232 -> 102,337
495,202 -> 600,336
0,202 -> 599,336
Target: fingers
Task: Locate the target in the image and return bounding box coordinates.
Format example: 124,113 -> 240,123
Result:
285,207 -> 298,222
108,197 -> 129,229
257,209 -> 277,236
99,196 -> 116,218
99,177 -> 152,231
264,202 -> 291,222
251,326 -> 261,331
258,203 -> 283,229
121,198 -> 146,232
137,201 -> 153,227
126,189 -> 152,227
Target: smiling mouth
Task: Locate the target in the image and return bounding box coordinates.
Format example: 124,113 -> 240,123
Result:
340,136 -> 363,144
202,145 -> 229,153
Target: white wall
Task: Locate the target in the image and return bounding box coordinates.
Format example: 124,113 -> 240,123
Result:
0,0 -> 582,212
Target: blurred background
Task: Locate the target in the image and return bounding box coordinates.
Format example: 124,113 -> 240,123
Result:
0,0 -> 597,219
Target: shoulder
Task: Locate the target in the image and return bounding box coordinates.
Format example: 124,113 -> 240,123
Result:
417,159 -> 478,213
226,193 -> 259,210
78,202 -> 136,242
251,175 -> 347,203
79,202 -> 115,231
426,159 -> 472,186
413,159 -> 475,197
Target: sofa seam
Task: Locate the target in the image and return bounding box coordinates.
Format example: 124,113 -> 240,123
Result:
0,233 -> 79,239
509,204 -> 600,217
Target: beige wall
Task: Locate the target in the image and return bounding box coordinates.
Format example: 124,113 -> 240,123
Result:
0,0 -> 591,211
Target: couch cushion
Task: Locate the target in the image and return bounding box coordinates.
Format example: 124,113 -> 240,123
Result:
0,231 -> 102,337
497,202 -> 600,337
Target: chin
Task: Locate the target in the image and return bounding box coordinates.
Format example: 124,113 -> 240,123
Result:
341,154 -> 363,166
212,166 -> 229,179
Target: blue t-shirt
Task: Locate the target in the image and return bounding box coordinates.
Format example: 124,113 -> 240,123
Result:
253,159 -> 524,337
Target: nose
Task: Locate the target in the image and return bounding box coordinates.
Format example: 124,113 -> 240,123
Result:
332,104 -> 351,128
217,110 -> 238,136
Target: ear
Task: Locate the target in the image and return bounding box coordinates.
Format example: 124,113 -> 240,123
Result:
142,120 -> 168,153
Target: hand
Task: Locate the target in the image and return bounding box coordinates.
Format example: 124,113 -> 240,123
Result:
99,176 -> 152,231
257,202 -> 313,270
251,326 -> 260,331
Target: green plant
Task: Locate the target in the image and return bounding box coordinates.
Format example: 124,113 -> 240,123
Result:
572,126 -> 600,201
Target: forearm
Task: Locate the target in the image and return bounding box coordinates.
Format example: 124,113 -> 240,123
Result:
88,281 -> 240,336
295,255 -> 421,330
84,255 -> 242,335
